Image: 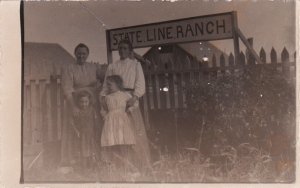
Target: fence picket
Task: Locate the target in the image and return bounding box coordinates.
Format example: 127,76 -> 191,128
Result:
228,53 -> 235,74
158,73 -> 168,109
51,77 -> 58,141
183,57 -> 192,108
34,80 -> 41,144
24,81 -> 31,145
281,47 -> 290,74
45,79 -> 52,142
168,59 -> 176,109
39,80 -> 46,144
60,78 -> 65,140
211,54 -> 217,78
260,48 -> 266,63
220,53 -> 226,75
271,47 -> 277,63
176,72 -> 184,108
30,81 -> 36,145
193,57 -> 201,82
239,51 -> 246,66
145,74 -> 153,110
150,74 -> 157,109
57,78 -> 62,140
247,51 -> 255,65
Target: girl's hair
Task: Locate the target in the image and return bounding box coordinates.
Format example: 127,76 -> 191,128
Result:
74,43 -> 90,54
118,39 -> 133,51
106,75 -> 124,90
74,90 -> 92,106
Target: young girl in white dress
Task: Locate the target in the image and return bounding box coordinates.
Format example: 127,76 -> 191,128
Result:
100,40 -> 152,173
100,75 -> 137,170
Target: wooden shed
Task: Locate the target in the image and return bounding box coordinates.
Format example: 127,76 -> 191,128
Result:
24,42 -> 75,80
23,42 -> 76,171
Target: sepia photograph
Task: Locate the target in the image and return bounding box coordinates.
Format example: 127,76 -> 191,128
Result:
19,0 -> 296,184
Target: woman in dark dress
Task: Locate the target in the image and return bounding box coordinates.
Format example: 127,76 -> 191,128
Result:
60,43 -> 105,170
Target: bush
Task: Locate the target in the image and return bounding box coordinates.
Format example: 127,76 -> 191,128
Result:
185,67 -> 295,173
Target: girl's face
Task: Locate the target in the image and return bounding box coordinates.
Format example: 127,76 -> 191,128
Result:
75,47 -> 89,65
118,43 -> 131,60
107,80 -> 120,93
78,96 -> 90,110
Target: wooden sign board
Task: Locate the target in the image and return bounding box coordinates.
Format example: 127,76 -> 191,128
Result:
106,11 -> 261,64
107,12 -> 234,51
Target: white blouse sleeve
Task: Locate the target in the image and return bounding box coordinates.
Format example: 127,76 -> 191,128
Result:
133,61 -> 145,98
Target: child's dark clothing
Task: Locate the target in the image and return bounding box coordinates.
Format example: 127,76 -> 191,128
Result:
73,106 -> 97,158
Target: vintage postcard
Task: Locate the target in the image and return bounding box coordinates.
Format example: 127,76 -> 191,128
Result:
0,0 -> 299,187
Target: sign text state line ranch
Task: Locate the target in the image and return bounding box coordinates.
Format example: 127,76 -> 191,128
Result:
108,13 -> 233,50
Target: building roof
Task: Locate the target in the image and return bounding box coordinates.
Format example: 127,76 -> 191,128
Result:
178,42 -> 229,61
142,42 -> 229,67
24,42 -> 75,80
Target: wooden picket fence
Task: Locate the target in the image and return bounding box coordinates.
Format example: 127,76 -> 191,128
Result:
23,77 -> 64,147
22,47 -> 296,168
140,47 -> 296,113
23,62 -> 105,148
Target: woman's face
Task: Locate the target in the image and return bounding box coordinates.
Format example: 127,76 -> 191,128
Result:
118,43 -> 131,60
75,47 -> 89,65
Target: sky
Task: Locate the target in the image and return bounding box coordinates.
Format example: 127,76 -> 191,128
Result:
24,0 -> 296,64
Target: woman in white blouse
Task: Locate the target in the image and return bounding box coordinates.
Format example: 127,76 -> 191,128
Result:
100,39 -> 151,171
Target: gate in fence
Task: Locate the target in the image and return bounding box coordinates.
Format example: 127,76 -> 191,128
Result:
23,76 -> 64,169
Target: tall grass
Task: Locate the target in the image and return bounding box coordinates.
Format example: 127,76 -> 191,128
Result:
24,143 -> 293,182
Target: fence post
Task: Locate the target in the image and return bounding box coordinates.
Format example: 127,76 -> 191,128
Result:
260,47 -> 266,63
220,53 -> 226,75
259,47 -> 267,75
246,38 -> 255,65
57,77 -> 63,140
281,47 -> 290,75
228,53 -> 235,75
211,54 -> 217,78
270,47 -> 277,72
24,80 -> 31,145
239,51 -> 246,75
239,51 -> 246,66
50,76 -> 59,141
45,79 -> 52,142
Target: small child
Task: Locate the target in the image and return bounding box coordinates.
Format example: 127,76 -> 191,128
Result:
100,75 -> 137,170
72,89 -> 98,171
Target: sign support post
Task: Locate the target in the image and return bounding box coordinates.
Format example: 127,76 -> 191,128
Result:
237,28 -> 263,64
106,30 -> 113,64
232,11 -> 240,65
